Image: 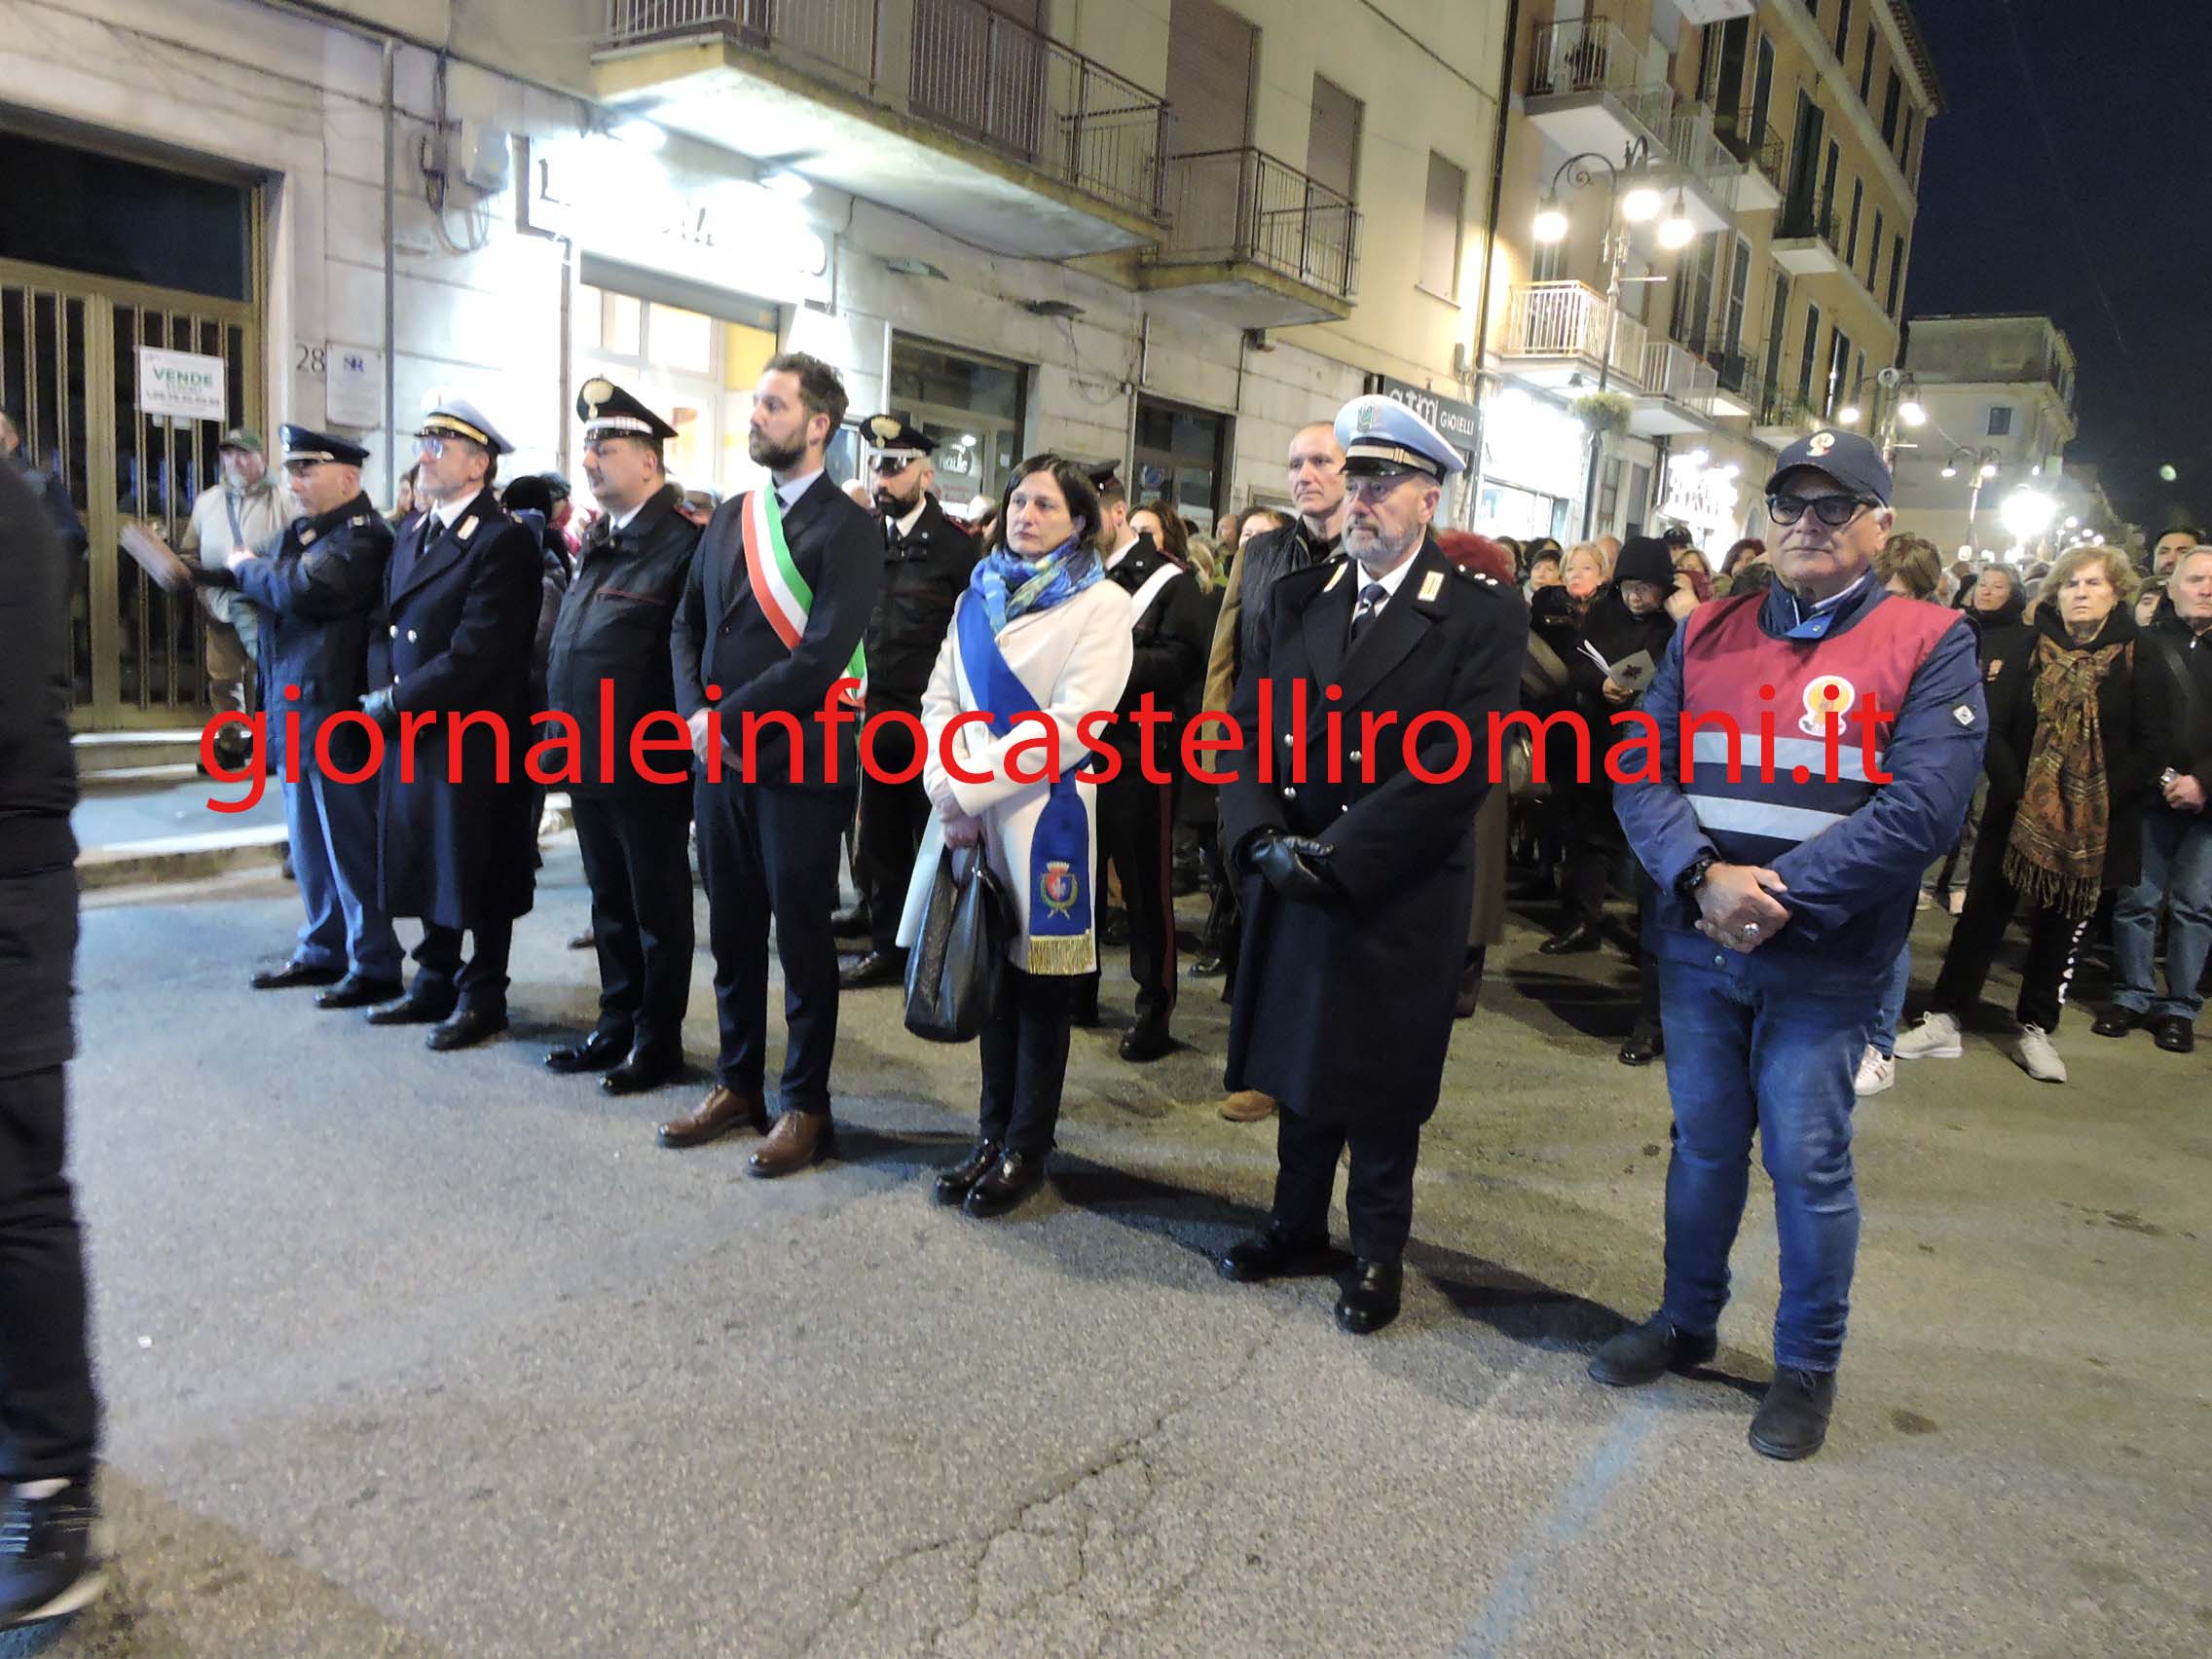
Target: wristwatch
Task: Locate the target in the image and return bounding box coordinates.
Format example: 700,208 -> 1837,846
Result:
1677,852 -> 1718,899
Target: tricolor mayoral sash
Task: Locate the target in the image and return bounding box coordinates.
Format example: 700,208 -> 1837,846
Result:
741,486 -> 866,703
953,591 -> 1094,976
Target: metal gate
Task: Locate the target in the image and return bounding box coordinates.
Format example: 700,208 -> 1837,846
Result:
1,257 -> 260,728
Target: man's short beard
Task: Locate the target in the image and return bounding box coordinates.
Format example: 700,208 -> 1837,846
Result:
749,430 -> 805,472
1347,520 -> 1420,572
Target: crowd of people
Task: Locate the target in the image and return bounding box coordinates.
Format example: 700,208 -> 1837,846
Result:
8,353 -> 2212,1624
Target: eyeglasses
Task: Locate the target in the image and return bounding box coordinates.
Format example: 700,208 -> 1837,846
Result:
1344,470 -> 1422,501
1767,493 -> 1875,528
414,434 -> 449,459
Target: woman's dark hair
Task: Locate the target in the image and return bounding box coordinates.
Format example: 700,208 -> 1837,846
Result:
1133,497 -> 1192,565
1526,535 -> 1564,562
992,455 -> 1101,555
1721,536 -> 1765,575
1529,546 -> 1563,572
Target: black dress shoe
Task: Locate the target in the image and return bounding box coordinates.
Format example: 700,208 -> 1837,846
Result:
314,974 -> 403,1011
1100,906 -> 1129,946
602,1051 -> 681,1095
1749,1366 -> 1838,1460
838,949 -> 906,990
1218,1226 -> 1334,1283
426,1005 -> 507,1051
2152,1014 -> 2196,1054
830,903 -> 872,940
1335,1260 -> 1403,1335
1618,1022 -> 1663,1066
934,1138 -> 1003,1206
964,1150 -> 1047,1218
545,1030 -> 630,1073
249,960 -> 345,991
2091,1007 -> 2145,1039
1538,922 -> 1603,956
1587,1313 -> 1718,1386
567,929 -> 596,951
1189,952 -> 1226,979
1118,1015 -> 1172,1063
364,987 -> 459,1025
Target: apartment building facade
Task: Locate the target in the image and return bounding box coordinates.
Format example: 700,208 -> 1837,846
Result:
1475,0 -> 1941,552
0,0 -> 1513,727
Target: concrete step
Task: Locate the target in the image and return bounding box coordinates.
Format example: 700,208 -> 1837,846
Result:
78,761 -> 204,792
73,730 -> 207,773
78,824 -> 289,892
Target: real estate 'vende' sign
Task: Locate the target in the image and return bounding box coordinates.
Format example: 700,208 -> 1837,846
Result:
137,347 -> 228,423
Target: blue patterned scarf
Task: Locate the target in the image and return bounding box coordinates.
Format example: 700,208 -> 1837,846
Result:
972,536 -> 1105,635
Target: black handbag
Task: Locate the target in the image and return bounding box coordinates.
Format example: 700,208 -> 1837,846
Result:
902,842 -> 1011,1043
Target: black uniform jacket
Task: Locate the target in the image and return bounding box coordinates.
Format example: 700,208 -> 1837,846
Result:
1098,534 -> 1212,776
1219,536 -> 1528,1124
865,494 -> 977,715
671,473 -> 881,791
231,492 -> 391,770
546,483 -> 701,795
367,488 -> 542,928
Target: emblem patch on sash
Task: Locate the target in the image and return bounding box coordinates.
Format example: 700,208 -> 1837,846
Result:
1040,861 -> 1078,916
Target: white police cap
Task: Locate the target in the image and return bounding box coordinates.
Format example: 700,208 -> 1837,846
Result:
1334,393 -> 1464,482
417,389 -> 513,457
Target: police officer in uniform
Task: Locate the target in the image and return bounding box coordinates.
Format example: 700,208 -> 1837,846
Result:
213,426 -> 402,1007
361,393 -> 544,1051
1216,396 -> 1527,1335
542,380 -> 702,1094
1080,462 -> 1211,1061
839,414 -> 979,989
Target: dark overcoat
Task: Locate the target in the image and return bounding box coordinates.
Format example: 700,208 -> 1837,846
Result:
1219,536 -> 1528,1124
367,486 -> 542,928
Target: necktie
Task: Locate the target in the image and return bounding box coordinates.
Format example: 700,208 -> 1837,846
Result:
1347,581 -> 1387,649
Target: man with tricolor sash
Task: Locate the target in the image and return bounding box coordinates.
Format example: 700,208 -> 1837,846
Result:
666,353 -> 881,1175
1595,428 -> 1986,1461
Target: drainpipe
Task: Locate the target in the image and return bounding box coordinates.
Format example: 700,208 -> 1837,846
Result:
383,39 -> 398,495
1461,0 -> 1523,520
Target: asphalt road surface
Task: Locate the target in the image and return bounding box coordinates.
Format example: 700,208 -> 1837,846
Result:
16,843 -> 2208,1656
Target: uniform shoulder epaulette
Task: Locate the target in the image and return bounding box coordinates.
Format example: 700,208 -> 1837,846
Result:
350,514 -> 376,527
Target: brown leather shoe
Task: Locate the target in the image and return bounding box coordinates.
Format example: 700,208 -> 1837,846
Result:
657,1084 -> 768,1150
1219,1089 -> 1275,1124
748,1110 -> 835,1178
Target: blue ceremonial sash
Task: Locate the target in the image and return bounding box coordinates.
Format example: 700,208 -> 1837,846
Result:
954,593 -> 1093,973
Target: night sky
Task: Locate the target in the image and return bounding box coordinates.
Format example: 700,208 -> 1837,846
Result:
1906,0 -> 2212,536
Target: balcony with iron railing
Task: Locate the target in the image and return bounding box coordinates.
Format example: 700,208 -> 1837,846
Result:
595,0 -> 1172,258
1714,107 -> 1786,212
1774,199 -> 1845,276
1685,336 -> 1762,418
1751,386 -> 1820,443
1524,15 -> 1675,162
1498,280 -> 1648,391
1629,340 -> 1720,434
1141,148 -> 1360,326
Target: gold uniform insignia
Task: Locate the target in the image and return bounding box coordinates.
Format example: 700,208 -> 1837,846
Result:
867,415 -> 902,442
579,376 -> 614,412
1418,571 -> 1443,603
458,515 -> 478,541
301,529 -> 317,546
1322,563 -> 1347,592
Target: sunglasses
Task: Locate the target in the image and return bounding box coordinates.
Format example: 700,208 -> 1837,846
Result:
1767,493 -> 1876,528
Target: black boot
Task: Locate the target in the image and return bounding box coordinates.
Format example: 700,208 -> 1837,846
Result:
1587,1313 -> 1717,1386
1617,1020 -> 1663,1066
1749,1367 -> 1838,1460
1218,1226 -> 1333,1283
0,1478 -> 106,1628
1538,921 -> 1603,956
1334,1260 -> 1403,1335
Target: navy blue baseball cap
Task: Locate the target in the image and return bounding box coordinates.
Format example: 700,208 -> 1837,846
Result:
1765,427 -> 1891,505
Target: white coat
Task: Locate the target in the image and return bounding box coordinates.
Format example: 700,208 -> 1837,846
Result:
896,580 -> 1134,974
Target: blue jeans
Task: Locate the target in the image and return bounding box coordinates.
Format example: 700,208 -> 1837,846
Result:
1657,959 -> 1875,1373
1869,945 -> 1910,1057
2112,804 -> 2212,1022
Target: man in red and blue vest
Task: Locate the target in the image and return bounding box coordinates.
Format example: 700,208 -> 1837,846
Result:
1592,428 -> 1986,1460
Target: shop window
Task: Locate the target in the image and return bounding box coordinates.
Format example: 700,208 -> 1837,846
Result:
1598,458 -> 1622,531
576,281 -> 779,499
1134,394 -> 1229,521
889,335 -> 1030,508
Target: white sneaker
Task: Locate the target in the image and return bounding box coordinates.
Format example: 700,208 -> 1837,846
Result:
1946,890 -> 1966,916
1854,1045 -> 1896,1096
2016,1023 -> 2067,1083
1894,1011 -> 1962,1059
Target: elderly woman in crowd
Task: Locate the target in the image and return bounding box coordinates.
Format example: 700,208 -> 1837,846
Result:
1854,534 -> 1947,1095
903,456 -> 1134,1215
1927,560 -> 2035,912
1560,542 -> 1606,613
1896,544 -> 2172,1084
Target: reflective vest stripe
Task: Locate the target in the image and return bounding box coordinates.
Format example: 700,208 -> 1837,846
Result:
1685,793 -> 1851,841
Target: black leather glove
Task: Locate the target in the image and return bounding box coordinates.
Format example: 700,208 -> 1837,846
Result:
358,687 -> 399,730
1248,830 -> 1338,903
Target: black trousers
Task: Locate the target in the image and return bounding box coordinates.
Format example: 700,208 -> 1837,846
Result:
695,780 -> 852,1113
1088,771 -> 1178,1021
1929,809 -> 2091,1032
854,713 -> 932,955
979,965 -> 1079,1158
1559,780 -> 1622,928
1271,1109 -> 1421,1265
414,916 -> 515,1011
572,789 -> 696,1061
0,1064 -> 97,1482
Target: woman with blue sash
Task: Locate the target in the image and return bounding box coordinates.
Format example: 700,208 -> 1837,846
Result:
896,457 -> 1134,1216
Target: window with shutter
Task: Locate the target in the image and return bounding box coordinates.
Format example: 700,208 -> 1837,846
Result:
1307,75 -> 1362,202
1164,0 -> 1257,155
1419,152 -> 1465,298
